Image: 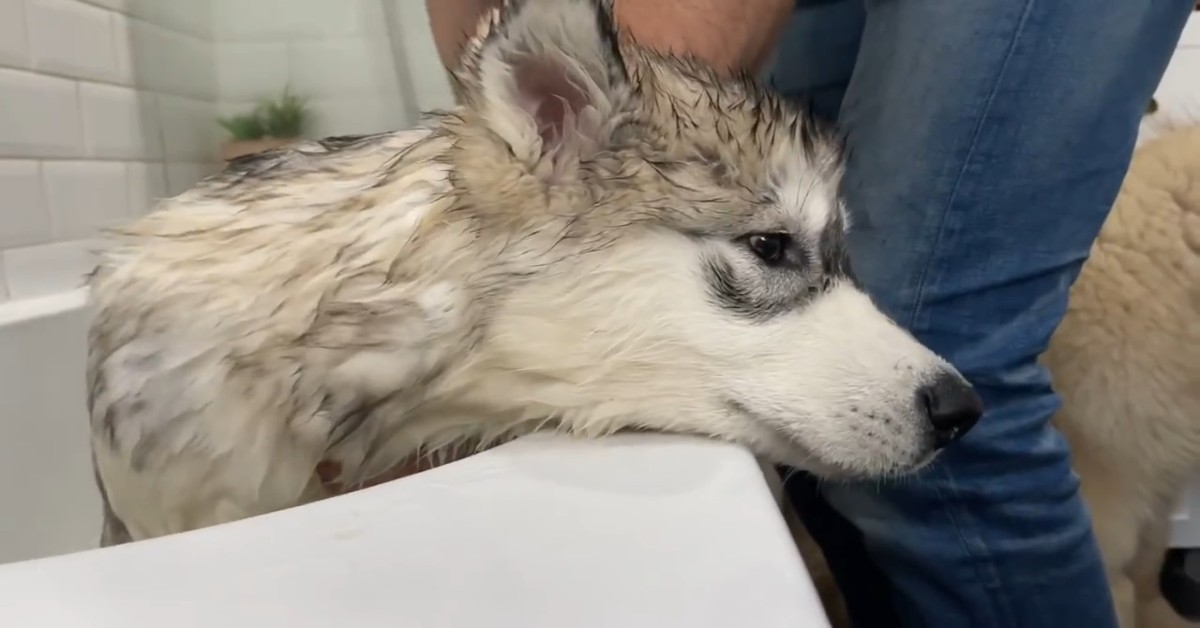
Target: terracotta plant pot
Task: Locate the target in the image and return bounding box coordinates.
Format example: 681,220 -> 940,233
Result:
220,136 -> 296,162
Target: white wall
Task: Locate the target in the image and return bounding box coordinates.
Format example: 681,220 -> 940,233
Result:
2,4 -> 1188,304
0,0 -> 458,303
0,293 -> 98,564
0,0 -> 460,303
0,0 -> 221,302
212,0 -> 454,139
1151,13 -> 1200,121
385,0 -> 457,114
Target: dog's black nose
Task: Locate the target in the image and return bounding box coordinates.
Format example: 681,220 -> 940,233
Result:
919,373 -> 983,449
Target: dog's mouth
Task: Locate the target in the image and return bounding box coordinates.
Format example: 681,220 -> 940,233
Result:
723,398 -> 936,480
723,398 -> 843,477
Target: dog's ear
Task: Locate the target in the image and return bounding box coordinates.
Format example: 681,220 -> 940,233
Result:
456,0 -> 629,177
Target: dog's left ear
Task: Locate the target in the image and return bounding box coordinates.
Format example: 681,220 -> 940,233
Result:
457,0 -> 629,177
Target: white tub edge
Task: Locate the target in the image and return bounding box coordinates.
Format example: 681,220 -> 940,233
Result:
0,287 -> 89,328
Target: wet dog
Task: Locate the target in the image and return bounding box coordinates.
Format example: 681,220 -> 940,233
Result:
87,0 -> 980,544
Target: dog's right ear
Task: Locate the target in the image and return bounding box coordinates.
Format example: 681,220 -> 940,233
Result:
455,0 -> 630,180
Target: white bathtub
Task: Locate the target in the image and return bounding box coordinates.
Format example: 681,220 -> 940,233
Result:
0,288 -> 100,565
0,288 -> 827,627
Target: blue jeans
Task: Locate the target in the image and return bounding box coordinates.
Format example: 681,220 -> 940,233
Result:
767,1 -> 1193,626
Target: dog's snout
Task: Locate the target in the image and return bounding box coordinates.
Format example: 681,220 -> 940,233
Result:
920,373 -> 984,449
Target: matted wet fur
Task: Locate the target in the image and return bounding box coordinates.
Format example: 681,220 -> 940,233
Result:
87,0 -> 980,544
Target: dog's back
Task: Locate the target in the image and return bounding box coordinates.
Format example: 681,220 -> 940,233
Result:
1049,125 -> 1200,506
88,129 -> 462,539
1046,125 -> 1200,627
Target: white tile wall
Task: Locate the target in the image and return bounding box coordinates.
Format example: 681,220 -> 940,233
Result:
0,0 -> 220,302
28,0 -> 120,83
43,160 -> 130,241
388,0 -> 455,113
1182,12 -> 1200,47
77,0 -> 124,11
130,0 -> 212,40
0,160 -> 51,249
287,39 -> 390,97
305,96 -> 406,138
284,0 -> 378,39
216,42 -> 289,102
0,0 -> 461,301
212,0 -> 288,42
3,3 -> 1196,303
109,13 -> 134,85
211,0 -> 421,150
0,0 -> 30,69
79,82 -> 162,159
0,69 -> 83,158
125,161 -> 166,216
128,19 -> 217,99
164,162 -> 218,197
157,94 -> 219,162
1155,26 -> 1200,117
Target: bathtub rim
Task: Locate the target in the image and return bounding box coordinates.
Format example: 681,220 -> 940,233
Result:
0,287 -> 89,328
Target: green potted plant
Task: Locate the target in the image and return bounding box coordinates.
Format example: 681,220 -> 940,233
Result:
218,87 -> 311,161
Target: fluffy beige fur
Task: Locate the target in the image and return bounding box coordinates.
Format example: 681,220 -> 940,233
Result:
1045,124 -> 1200,628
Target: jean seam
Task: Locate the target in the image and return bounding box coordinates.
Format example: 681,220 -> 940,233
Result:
900,0 -> 1038,625
930,465 -> 1012,628
902,4 -> 1026,331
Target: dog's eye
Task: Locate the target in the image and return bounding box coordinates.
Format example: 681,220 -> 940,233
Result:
744,233 -> 791,265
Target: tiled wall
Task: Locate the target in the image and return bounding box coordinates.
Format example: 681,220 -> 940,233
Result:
214,0 -> 404,138
1151,13 -> 1200,118
1,5 -> 1189,303
0,0 -> 457,303
0,0 -> 220,302
212,0 -> 454,140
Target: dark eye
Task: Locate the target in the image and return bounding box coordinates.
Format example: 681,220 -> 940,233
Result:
745,233 -> 791,265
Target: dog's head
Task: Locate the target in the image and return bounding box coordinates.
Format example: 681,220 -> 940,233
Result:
432,0 -> 981,479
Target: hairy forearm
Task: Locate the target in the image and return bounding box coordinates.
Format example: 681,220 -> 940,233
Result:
614,0 -> 793,73
427,0 -> 499,70
426,0 -> 794,75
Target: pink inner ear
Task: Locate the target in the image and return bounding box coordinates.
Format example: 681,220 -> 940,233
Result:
514,57 -> 589,149
535,96 -> 568,146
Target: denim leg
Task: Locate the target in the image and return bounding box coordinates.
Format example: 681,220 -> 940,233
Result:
769,1 -> 1194,626
764,0 -> 864,121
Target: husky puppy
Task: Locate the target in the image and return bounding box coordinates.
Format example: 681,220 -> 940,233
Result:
87,0 -> 981,544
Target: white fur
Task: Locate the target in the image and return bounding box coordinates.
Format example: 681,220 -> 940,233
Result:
774,157 -> 843,237
474,225 -> 950,478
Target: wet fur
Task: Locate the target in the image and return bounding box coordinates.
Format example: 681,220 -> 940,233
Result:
88,0 -> 967,543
